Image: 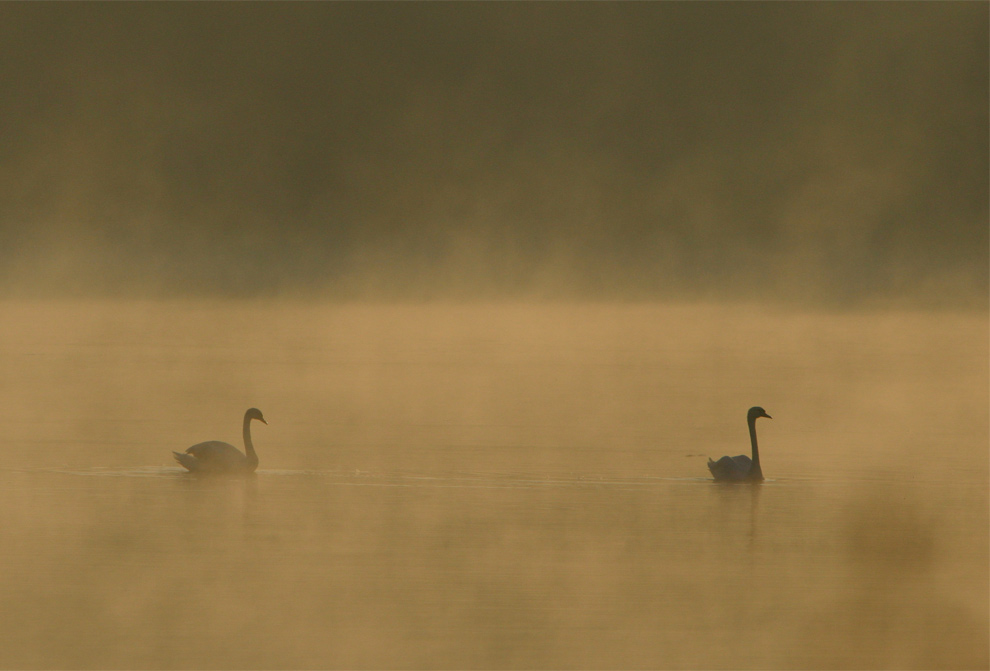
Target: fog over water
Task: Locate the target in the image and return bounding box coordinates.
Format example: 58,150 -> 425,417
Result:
0,4 -> 987,670
0,302 -> 987,668
0,2 -> 986,305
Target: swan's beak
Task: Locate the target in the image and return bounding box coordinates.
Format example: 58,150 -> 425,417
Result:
261,418 -> 268,425
765,413 -> 772,420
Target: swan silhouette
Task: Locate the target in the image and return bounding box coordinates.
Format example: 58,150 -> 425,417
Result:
173,407 -> 267,474
708,406 -> 771,482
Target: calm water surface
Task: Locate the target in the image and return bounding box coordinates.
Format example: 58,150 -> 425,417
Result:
0,301 -> 986,669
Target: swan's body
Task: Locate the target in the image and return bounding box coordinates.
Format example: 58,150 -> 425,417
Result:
173,408 -> 267,474
708,406 -> 771,482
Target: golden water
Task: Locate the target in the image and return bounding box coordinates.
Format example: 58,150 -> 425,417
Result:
0,301 -> 986,668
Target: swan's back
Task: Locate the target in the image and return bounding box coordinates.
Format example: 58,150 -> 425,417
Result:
708,454 -> 754,481
174,441 -> 250,473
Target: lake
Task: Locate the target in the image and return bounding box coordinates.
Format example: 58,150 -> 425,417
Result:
0,300 -> 986,669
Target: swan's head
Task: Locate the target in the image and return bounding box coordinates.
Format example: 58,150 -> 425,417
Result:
246,407 -> 268,425
748,406 -> 772,422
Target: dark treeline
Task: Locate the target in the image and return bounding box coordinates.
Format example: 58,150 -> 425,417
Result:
0,3 -> 986,306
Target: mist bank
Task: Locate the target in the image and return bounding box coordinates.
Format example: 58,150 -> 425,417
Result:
0,231 -> 984,310
0,3 -> 986,308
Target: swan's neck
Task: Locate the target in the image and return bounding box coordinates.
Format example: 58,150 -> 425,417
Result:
748,417 -> 764,480
243,415 -> 259,472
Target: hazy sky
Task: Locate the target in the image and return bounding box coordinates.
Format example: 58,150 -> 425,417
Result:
1,3 -> 986,306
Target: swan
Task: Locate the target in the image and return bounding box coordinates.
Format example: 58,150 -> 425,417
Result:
708,406 -> 771,482
173,407 -> 267,474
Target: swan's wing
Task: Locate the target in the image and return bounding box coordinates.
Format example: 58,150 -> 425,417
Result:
185,441 -> 246,467
708,455 -> 733,475
729,455 -> 753,470
708,455 -> 752,480
709,455 -> 747,471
